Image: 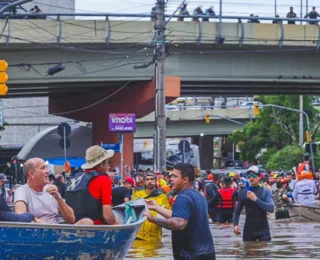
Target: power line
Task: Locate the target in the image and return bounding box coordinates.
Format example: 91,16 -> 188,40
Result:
51,81 -> 132,116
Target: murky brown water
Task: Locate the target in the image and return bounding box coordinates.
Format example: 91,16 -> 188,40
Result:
126,218 -> 320,259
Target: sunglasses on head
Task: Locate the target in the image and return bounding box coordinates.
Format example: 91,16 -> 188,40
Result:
247,173 -> 258,179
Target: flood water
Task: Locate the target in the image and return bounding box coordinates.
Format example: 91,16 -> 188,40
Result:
125,218 -> 320,259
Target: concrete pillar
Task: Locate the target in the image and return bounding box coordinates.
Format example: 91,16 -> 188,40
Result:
199,135 -> 214,170
49,77 -> 180,169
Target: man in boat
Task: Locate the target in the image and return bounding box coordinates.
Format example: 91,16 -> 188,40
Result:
233,166 -> 274,241
14,158 -> 92,225
273,181 -> 291,219
65,145 -> 119,225
297,153 -> 312,176
293,171 -> 319,206
144,163 -> 216,259
132,172 -> 170,242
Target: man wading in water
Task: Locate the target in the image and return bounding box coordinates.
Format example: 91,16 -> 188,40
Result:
233,166 -> 274,241
144,163 -> 215,260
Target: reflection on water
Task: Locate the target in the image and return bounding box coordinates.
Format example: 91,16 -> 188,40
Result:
126,219 -> 320,259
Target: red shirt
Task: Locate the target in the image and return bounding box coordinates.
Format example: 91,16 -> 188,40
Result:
88,174 -> 112,225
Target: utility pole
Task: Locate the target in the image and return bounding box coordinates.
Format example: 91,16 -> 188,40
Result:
299,95 -> 304,146
154,0 -> 166,172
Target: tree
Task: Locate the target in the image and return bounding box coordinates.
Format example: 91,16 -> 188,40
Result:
229,96 -> 317,163
265,145 -> 303,170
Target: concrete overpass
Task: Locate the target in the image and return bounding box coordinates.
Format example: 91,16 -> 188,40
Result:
2,19 -> 320,96
135,108 -> 251,138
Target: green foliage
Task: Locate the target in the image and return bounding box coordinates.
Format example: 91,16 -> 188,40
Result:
265,145 -> 303,170
229,96 -> 317,164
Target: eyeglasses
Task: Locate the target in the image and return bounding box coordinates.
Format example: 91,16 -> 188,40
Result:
247,173 -> 258,179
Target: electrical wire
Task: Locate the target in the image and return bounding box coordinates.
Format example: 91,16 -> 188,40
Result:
51,80 -> 132,116
0,15 -> 10,40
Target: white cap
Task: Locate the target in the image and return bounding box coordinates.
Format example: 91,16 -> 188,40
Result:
246,166 -> 259,174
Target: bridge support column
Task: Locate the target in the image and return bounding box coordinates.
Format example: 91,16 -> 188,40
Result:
49,77 -> 180,170
192,136 -> 214,170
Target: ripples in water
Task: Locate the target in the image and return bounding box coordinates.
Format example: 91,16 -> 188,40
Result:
126,219 -> 320,259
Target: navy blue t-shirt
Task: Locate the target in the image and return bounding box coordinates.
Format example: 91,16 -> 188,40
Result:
172,188 -> 215,259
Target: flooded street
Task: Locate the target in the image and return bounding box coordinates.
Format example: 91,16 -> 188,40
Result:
126,218 -> 320,259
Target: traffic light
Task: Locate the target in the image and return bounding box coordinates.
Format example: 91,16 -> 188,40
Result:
205,114 -> 210,124
306,130 -> 311,143
253,103 -> 259,116
0,60 -> 8,96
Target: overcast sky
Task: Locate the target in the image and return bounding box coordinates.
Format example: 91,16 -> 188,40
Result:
76,0 -> 320,19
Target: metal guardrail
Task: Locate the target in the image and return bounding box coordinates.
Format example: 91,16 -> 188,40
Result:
1,13 -> 320,22
2,13 -> 320,47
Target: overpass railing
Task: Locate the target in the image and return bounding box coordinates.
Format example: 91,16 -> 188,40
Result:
2,13 -> 320,48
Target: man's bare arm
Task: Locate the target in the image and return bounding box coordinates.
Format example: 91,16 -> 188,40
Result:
154,205 -> 172,218
57,198 -> 75,224
102,205 -> 119,225
14,201 -> 27,214
148,215 -> 188,231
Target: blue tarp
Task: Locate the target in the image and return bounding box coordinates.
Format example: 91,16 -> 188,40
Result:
45,157 -> 85,167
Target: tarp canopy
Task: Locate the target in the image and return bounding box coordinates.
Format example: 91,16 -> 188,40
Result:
17,125 -> 92,161
45,157 -> 86,167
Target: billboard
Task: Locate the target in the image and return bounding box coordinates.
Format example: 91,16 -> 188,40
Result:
109,113 -> 136,133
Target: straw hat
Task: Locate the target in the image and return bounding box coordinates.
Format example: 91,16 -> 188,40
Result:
81,145 -> 114,170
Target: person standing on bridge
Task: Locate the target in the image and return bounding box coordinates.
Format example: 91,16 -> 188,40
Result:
151,3 -> 156,22
287,7 -> 297,24
178,3 -> 190,22
203,6 -> 216,22
233,166 -> 274,241
305,6 -> 320,25
192,5 -> 204,22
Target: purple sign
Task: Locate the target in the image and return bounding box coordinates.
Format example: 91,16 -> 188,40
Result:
109,113 -> 136,133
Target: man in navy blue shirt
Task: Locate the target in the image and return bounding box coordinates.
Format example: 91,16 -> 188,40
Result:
144,163 -> 215,260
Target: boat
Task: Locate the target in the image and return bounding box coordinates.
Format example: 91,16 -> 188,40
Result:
0,199 -> 147,260
288,203 -> 320,221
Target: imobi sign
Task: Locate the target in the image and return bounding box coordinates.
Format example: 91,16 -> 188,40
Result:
109,113 -> 136,133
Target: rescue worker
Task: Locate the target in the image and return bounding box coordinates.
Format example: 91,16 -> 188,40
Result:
192,5 -> 204,22
297,153 -> 312,177
233,166 -> 274,241
293,171 -> 318,206
305,6 -> 320,24
156,171 -> 167,189
133,172 -> 170,242
178,2 -> 189,21
203,6 -> 216,22
273,181 -> 290,219
216,176 -> 238,223
65,145 -> 119,225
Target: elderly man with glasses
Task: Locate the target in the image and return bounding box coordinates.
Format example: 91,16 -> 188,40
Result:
233,166 -> 274,242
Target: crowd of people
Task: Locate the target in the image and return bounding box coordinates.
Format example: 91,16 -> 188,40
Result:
0,144 -> 319,259
151,3 -> 320,25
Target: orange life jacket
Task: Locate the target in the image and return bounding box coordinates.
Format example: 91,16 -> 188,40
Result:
298,162 -> 311,175
216,187 -> 237,209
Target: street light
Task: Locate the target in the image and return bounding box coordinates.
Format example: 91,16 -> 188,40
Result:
200,133 -> 204,137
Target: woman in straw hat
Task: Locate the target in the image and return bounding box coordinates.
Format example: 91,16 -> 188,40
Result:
65,145 -> 119,225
